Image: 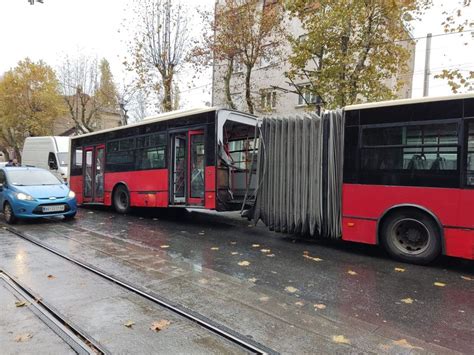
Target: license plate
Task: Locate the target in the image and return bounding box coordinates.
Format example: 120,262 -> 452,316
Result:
42,205 -> 65,213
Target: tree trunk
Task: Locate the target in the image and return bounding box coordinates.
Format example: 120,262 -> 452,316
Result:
244,65 -> 254,114
162,71 -> 173,112
224,58 -> 236,110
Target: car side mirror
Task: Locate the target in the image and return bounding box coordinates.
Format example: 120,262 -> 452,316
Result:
48,160 -> 58,170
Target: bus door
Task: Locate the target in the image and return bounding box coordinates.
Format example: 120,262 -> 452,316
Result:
83,144 -> 105,203
170,130 -> 205,206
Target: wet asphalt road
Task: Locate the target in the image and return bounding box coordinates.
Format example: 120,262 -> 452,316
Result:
1,206 -> 473,354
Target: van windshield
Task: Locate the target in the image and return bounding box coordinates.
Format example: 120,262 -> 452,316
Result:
57,153 -> 68,167
7,169 -> 62,186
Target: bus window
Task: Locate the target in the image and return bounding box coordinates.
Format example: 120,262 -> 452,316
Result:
467,121 -> 474,186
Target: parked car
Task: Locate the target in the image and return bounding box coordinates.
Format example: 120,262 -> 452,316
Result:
0,167 -> 77,224
22,136 -> 70,181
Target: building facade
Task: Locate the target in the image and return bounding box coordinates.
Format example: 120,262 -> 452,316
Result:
212,1 -> 416,116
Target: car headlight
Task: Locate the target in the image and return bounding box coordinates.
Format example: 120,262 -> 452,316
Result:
68,190 -> 76,199
16,192 -> 34,201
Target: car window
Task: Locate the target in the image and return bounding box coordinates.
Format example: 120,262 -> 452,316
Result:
6,169 -> 62,186
0,171 -> 6,184
57,152 -> 69,167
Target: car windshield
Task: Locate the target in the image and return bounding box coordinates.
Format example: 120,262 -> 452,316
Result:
7,169 -> 62,186
57,152 -> 68,167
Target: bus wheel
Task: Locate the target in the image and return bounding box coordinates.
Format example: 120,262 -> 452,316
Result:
113,185 -> 131,214
380,211 -> 441,265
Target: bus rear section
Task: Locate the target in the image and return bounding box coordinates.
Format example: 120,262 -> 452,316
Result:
68,108 -> 257,212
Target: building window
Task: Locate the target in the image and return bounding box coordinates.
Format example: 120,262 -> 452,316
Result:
297,84 -> 317,106
261,90 -> 277,110
233,58 -> 244,74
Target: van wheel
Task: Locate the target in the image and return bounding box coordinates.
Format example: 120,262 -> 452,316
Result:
380,210 -> 441,265
113,185 -> 131,214
4,202 -> 17,224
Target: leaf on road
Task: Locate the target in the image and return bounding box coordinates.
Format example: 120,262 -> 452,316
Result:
238,261 -> 250,266
160,245 -> 170,249
123,320 -> 135,328
303,254 -> 323,262
198,232 -> 205,236
47,274 -> 55,280
87,211 -> 94,214
303,250 -> 309,255
231,251 -> 238,255
211,247 -> 219,251
153,218 -> 158,221
198,279 -> 208,284
285,286 -> 298,293
252,244 -> 260,248
230,241 -> 237,245
15,301 -> 26,307
433,282 -> 446,287
461,276 -> 473,281
347,270 -> 358,276
260,249 -> 271,253
295,301 -> 304,306
15,333 -> 32,342
150,319 -> 171,332
259,296 -> 269,302
401,297 -> 413,304
314,303 -> 326,310
394,267 -> 406,272
332,335 -> 350,345
266,254 -> 275,257
248,277 -> 257,282
392,339 -> 423,350
247,224 -> 254,228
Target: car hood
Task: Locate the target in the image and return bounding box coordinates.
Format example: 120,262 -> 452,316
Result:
14,184 -> 69,199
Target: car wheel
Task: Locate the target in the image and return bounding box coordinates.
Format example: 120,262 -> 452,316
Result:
380,210 -> 441,265
4,202 -> 17,224
64,212 -> 76,221
113,185 -> 131,214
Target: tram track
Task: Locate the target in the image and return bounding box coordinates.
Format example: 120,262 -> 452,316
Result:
3,224 -> 277,355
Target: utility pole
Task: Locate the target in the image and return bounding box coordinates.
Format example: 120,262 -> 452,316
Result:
423,33 -> 432,97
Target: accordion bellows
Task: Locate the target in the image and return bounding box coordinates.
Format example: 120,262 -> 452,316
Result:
252,110 -> 344,239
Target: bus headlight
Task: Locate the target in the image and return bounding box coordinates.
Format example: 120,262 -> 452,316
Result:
16,192 -> 34,201
68,190 -> 76,199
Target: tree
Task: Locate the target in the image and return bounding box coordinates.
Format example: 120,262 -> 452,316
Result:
286,0 -> 432,110
0,58 -> 64,159
58,55 -> 119,133
435,0 -> 474,93
125,0 -> 190,112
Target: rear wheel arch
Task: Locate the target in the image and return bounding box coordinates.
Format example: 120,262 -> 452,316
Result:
112,182 -> 131,213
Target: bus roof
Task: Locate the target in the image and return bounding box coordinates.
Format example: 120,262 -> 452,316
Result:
344,92 -> 474,111
71,107 -> 219,140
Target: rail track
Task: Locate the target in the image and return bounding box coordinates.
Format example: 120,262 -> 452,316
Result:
3,224 -> 276,355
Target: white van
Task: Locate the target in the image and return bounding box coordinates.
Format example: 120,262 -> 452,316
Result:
22,136 -> 70,181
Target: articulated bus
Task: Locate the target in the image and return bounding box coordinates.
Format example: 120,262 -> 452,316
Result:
69,108 -> 257,213
343,93 -> 474,262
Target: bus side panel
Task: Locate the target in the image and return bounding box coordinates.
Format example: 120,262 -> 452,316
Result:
341,217 -> 377,244
104,169 -> 169,207
69,176 -> 83,205
444,229 -> 474,260
205,166 -> 216,209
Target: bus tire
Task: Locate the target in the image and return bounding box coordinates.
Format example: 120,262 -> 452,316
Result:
4,202 -> 17,224
380,210 -> 441,265
113,185 -> 131,214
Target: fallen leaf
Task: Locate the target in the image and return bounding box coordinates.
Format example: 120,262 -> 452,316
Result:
238,261 -> 250,266
260,249 -> 271,253
285,286 -> 298,293
198,279 -> 208,284
230,241 -> 237,245
332,335 -> 350,345
15,301 -> 26,307
461,276 -> 473,281
139,217 -> 144,220
392,339 -> 423,350
153,218 -> 158,221
303,255 -> 323,262
231,252 -> 238,255
401,297 -> 413,304
434,282 -> 446,287
47,274 -> 55,280
150,319 -> 171,332
259,296 -> 269,302
295,301 -> 304,306
15,333 -> 32,342
248,277 -> 257,282
160,245 -> 170,249
211,247 -> 219,251
303,250 -> 309,254
266,254 -> 275,257
252,244 -> 260,248
394,267 -> 405,272
123,320 -> 135,328
314,303 -> 326,310
247,224 -> 254,227
87,211 -> 94,214
198,232 -> 205,236
347,270 -> 357,276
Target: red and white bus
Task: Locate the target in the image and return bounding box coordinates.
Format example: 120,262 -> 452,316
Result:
69,108 -> 257,213
342,93 -> 474,262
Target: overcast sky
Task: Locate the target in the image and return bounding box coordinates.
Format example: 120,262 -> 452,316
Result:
0,0 -> 472,109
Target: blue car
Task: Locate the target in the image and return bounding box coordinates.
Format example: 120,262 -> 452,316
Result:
0,167 -> 77,224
